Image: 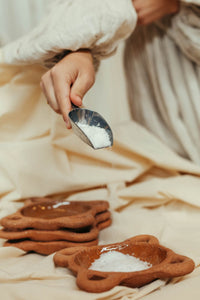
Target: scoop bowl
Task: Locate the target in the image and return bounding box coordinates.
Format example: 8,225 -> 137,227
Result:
69,106 -> 113,149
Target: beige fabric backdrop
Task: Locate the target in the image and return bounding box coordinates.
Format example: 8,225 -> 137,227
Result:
0,64 -> 200,299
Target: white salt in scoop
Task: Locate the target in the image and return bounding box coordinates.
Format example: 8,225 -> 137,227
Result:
77,123 -> 111,149
89,251 -> 152,272
69,104 -> 113,149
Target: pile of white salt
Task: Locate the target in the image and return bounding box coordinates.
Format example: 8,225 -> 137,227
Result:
89,251 -> 152,272
77,123 -> 111,148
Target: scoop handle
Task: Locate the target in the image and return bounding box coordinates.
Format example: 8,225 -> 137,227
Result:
71,103 -> 80,109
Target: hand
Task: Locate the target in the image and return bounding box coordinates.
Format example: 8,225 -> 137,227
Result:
132,0 -> 180,25
40,50 -> 95,128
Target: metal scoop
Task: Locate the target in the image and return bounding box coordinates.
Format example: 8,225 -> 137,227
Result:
68,104 -> 113,149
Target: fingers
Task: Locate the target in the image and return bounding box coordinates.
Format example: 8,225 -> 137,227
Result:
40,51 -> 95,129
40,71 -> 60,113
132,0 -> 180,25
139,11 -> 161,25
132,0 -> 146,11
137,7 -> 161,25
70,72 -> 95,105
132,0 -> 153,25
41,68 -> 72,128
132,0 -> 154,25
50,67 -> 72,128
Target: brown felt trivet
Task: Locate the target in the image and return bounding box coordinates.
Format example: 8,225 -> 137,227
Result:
4,238 -> 98,255
96,218 -> 112,230
95,211 -> 111,224
0,200 -> 109,230
0,226 -> 99,242
53,234 -> 195,293
0,212 -> 111,242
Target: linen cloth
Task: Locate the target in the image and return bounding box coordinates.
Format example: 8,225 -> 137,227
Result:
0,0 -> 200,163
1,64 -> 200,299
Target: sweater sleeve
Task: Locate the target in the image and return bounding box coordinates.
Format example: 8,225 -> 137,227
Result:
0,0 -> 137,68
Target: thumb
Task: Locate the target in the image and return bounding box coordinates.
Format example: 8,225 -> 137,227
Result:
70,72 -> 95,105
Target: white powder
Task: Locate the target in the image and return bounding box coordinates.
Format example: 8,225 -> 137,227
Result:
53,201 -> 70,208
77,123 -> 111,148
89,251 -> 152,272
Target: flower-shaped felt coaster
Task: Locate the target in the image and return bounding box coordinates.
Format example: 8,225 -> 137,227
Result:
23,198 -> 112,230
0,211 -> 111,242
97,218 -> 112,231
95,211 -> 111,224
0,200 -> 109,231
53,235 -> 195,293
0,225 -> 99,242
4,238 -> 98,255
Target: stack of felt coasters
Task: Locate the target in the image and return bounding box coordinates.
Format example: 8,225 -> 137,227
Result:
0,198 -> 111,255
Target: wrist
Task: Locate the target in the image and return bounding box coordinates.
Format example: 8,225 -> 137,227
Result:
76,49 -> 93,62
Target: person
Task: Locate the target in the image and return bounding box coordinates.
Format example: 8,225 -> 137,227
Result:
1,0 -> 200,163
40,0 -> 180,128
